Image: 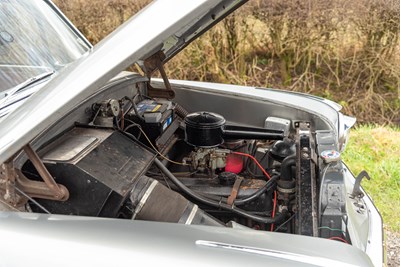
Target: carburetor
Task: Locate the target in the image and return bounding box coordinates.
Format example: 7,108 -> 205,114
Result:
183,148 -> 230,174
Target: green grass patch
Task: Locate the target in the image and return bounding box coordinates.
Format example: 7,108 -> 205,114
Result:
342,125 -> 400,232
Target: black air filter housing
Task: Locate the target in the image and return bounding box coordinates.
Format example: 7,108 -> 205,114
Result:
184,111 -> 285,148
184,111 -> 225,147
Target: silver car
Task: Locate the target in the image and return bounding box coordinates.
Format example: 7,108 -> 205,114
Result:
0,0 -> 384,266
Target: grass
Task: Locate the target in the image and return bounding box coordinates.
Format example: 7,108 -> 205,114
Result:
342,125 -> 400,231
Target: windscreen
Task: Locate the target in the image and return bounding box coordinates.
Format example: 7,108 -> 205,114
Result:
0,0 -> 90,92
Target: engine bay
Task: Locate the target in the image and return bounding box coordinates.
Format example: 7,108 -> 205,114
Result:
0,83 -> 352,245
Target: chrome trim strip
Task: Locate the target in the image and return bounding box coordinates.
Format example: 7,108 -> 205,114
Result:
131,180 -> 158,219
185,204 -> 198,225
196,240 -> 359,267
44,0 -> 92,49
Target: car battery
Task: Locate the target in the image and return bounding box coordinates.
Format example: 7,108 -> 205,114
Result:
126,99 -> 174,144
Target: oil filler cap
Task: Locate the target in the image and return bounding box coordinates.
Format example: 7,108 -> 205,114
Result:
320,150 -> 341,163
218,172 -> 237,186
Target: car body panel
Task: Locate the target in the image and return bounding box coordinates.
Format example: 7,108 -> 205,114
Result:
342,163 -> 384,267
0,212 -> 374,267
152,79 -> 341,135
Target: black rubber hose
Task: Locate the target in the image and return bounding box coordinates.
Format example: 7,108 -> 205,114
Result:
150,170 -> 278,205
154,158 -> 286,224
196,178 -> 276,205
131,94 -> 143,121
175,103 -> 189,118
234,175 -> 278,205
280,155 -> 296,181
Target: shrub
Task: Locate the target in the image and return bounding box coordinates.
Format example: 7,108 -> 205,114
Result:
53,0 -> 400,125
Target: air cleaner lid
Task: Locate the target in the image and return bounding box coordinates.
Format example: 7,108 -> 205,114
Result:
184,111 -> 226,128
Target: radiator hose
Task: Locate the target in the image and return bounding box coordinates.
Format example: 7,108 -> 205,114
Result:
154,158 -> 287,224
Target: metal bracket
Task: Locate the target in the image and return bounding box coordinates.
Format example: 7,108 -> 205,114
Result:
351,170 -> 370,198
227,177 -> 244,206
0,159 -> 21,205
23,145 -> 69,201
0,145 -> 69,207
143,51 -> 175,99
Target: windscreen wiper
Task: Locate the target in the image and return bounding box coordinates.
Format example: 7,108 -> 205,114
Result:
0,70 -> 55,108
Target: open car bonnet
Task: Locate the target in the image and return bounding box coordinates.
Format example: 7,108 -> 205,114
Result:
0,2 -> 385,266
137,0 -> 248,67
0,0 -> 247,164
